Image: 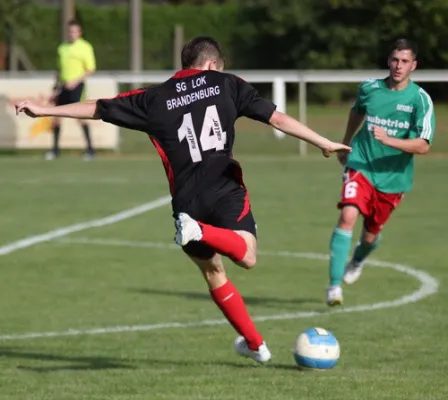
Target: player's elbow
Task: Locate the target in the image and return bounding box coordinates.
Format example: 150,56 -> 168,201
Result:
269,111 -> 287,130
416,139 -> 430,155
417,147 -> 430,155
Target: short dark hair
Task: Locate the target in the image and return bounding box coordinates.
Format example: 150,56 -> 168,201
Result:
68,19 -> 82,29
181,36 -> 224,69
389,38 -> 418,59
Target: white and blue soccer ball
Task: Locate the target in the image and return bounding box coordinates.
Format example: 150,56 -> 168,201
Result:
293,327 -> 340,370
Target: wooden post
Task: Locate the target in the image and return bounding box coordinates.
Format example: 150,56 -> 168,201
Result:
0,42 -> 6,70
130,0 -> 142,89
173,25 -> 184,70
8,44 -> 18,71
61,0 -> 75,42
299,78 -> 307,156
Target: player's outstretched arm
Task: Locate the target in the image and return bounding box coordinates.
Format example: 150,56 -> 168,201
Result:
15,100 -> 101,120
269,111 -> 351,157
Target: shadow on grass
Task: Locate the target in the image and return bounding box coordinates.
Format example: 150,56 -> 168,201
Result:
130,287 -> 321,309
0,346 -> 308,373
0,347 -> 134,372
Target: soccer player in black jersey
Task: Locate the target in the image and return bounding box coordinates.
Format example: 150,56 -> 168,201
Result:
16,36 -> 351,363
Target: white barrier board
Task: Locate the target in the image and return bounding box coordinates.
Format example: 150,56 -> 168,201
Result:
0,77 -> 119,149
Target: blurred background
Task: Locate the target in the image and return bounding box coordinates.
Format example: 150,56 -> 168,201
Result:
1,0 -> 448,155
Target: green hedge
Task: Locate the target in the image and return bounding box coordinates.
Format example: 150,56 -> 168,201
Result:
11,1 -> 448,73
16,3 -> 238,70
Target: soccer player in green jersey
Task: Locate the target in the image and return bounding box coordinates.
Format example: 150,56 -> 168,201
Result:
326,38 -> 435,306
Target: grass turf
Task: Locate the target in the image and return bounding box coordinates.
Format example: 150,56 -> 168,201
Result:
0,151 -> 446,399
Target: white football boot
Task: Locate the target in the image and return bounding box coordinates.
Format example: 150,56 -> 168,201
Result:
343,259 -> 365,285
326,285 -> 343,307
44,150 -> 58,161
82,151 -> 95,161
234,336 -> 271,363
174,212 -> 203,246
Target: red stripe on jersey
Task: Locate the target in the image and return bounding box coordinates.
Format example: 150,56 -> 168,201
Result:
101,89 -> 147,101
172,69 -> 204,79
115,89 -> 147,98
149,137 -> 175,195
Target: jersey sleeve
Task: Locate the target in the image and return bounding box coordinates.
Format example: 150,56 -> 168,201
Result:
351,82 -> 367,114
83,43 -> 96,71
414,89 -> 435,144
96,89 -> 150,133
230,75 -> 276,123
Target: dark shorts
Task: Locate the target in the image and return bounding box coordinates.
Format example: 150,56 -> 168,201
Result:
174,177 -> 257,260
56,82 -> 85,105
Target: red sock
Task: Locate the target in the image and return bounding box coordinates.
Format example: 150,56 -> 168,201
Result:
210,280 -> 263,350
199,223 -> 247,262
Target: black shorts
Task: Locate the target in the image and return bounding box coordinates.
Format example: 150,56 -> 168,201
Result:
174,177 -> 257,260
56,82 -> 85,105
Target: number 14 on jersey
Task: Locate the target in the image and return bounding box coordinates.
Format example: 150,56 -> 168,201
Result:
178,105 -> 227,162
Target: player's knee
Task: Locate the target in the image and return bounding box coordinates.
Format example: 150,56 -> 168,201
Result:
363,231 -> 381,244
234,231 -> 257,269
241,252 -> 257,269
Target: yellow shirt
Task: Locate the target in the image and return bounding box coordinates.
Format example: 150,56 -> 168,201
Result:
57,38 -> 96,83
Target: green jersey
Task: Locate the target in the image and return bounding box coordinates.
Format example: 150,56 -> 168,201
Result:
347,78 -> 435,193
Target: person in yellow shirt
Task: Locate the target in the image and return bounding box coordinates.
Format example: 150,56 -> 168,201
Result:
47,19 -> 96,160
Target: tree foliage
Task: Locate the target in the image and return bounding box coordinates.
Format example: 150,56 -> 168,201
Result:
9,0 -> 448,101
0,0 -> 35,42
234,0 -> 448,69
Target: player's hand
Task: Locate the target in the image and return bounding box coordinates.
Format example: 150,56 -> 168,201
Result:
15,100 -> 46,118
320,142 -> 352,158
372,125 -> 389,144
65,80 -> 79,90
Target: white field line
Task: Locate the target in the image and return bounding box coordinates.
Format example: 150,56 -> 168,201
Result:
0,238 -> 439,341
0,196 -> 171,256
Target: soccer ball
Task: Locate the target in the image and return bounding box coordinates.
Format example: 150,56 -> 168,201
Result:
293,327 -> 340,370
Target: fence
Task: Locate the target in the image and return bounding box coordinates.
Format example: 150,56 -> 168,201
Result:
1,70 -> 446,154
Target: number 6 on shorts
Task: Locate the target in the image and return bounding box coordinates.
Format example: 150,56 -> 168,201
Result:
344,182 -> 358,199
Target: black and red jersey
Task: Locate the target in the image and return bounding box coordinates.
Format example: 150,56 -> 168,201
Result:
97,69 -> 276,208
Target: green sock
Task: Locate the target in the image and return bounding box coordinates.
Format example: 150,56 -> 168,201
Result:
329,227 -> 353,286
353,235 -> 382,263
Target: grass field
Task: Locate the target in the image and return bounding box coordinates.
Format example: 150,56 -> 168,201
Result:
0,138 -> 447,400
